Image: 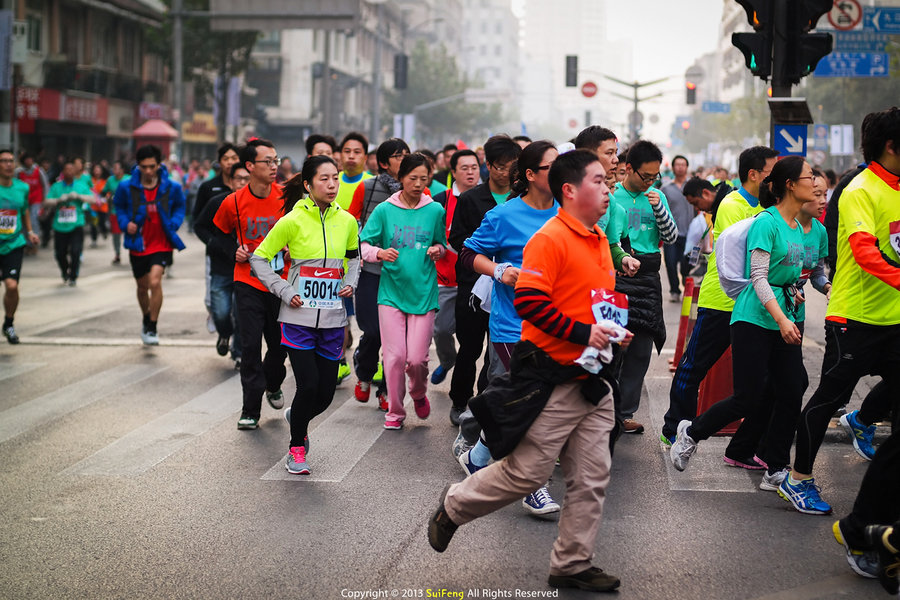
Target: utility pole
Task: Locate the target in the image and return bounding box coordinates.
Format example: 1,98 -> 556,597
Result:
369,2 -> 383,145
602,75 -> 668,143
321,31 -> 332,135
173,0 -> 184,161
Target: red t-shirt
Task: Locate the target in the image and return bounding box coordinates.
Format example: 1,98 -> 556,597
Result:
213,183 -> 286,292
133,187 -> 174,256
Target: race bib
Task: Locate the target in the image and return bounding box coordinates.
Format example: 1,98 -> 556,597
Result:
296,266 -> 343,309
57,206 -> 77,224
890,220 -> 900,258
0,209 -> 17,235
590,288 -> 629,327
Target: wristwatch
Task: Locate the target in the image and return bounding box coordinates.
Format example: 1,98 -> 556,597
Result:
493,262 -> 513,282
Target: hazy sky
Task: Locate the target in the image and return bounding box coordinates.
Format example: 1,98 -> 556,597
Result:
511,0 -> 725,141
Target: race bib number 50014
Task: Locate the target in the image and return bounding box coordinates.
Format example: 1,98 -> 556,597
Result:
296,266 -> 344,309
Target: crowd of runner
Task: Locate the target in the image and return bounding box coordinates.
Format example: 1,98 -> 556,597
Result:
1,107 -> 898,595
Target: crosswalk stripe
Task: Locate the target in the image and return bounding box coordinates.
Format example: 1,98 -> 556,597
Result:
0,362 -> 45,383
63,374 -> 242,477
261,395 -> 404,483
0,364 -> 168,445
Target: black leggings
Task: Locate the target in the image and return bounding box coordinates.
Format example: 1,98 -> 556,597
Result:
286,348 -> 339,447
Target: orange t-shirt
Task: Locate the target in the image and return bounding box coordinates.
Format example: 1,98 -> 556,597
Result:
516,208 -> 616,365
213,183 -> 286,292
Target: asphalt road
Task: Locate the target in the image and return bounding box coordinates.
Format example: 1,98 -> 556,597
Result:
0,235 -> 888,600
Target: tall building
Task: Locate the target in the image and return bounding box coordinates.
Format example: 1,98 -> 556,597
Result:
459,0 -> 519,100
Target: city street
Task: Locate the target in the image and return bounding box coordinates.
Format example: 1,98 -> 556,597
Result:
0,234 -> 886,600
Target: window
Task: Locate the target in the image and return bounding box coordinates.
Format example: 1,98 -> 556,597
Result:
91,13 -> 116,68
26,13 -> 41,53
494,45 -> 501,57
495,22 -> 502,34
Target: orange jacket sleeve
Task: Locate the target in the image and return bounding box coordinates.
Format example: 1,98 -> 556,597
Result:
849,231 -> 900,290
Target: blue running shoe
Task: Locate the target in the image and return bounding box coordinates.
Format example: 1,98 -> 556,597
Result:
839,410 -> 876,461
778,476 -> 832,515
522,486 -> 560,518
431,365 -> 450,385
457,449 -> 483,477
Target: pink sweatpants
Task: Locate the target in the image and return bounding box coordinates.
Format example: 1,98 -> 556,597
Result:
377,305 -> 436,423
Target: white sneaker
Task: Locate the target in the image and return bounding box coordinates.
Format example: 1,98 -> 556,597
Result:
760,468 -> 789,492
206,314 -> 216,334
670,420 -> 697,471
141,329 -> 159,345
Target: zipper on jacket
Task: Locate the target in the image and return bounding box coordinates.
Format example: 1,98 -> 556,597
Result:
314,206 -> 329,329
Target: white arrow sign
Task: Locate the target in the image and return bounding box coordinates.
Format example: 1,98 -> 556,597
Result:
780,129 -> 804,153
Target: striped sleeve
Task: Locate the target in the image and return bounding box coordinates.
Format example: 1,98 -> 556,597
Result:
653,201 -> 678,244
514,287 -> 591,345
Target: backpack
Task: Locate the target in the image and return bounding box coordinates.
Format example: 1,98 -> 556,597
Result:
715,211 -> 772,300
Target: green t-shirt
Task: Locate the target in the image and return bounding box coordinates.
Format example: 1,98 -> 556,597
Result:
610,183 -> 673,254
698,188 -> 764,312
598,201 -> 628,245
429,179 -> 448,197
0,179 -> 31,254
491,191 -> 508,206
102,175 -> 123,214
359,199 -> 446,315
731,207 -> 805,330
796,218 -> 828,323
48,180 -> 93,233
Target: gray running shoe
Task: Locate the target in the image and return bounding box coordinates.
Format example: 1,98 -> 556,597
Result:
759,468 -> 789,492
670,420 -> 697,471
3,325 -> 19,344
266,389 -> 284,409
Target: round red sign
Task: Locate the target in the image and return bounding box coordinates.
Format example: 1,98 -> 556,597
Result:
581,81 -> 598,98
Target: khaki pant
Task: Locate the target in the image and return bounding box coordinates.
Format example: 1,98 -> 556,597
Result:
444,380 -> 614,575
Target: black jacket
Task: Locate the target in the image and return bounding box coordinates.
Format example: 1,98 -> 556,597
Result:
469,340 -> 613,460
449,182 -> 500,289
614,252 -> 666,351
192,174 -> 229,224
824,164 -> 867,276
194,191 -> 237,277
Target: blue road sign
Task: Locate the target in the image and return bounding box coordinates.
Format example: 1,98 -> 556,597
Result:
701,101 -> 731,114
773,124 -> 807,157
814,52 -> 890,77
811,124 -> 829,152
833,31 -> 891,53
864,7 -> 900,32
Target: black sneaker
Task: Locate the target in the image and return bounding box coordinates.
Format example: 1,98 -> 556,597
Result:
548,566 -> 620,592
427,484 -> 458,552
3,325 -> 19,344
449,406 -> 465,426
216,335 -> 229,356
865,524 -> 900,595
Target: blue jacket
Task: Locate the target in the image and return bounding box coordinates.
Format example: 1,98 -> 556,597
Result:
113,164 -> 186,252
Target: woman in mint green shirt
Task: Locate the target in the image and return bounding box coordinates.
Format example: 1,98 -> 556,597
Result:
671,157 -> 818,494
360,154 -> 446,430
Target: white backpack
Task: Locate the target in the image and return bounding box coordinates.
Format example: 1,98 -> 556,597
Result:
715,211 -> 771,300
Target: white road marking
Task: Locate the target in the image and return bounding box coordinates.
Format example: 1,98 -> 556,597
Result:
16,337 -> 215,347
63,374 -> 242,477
0,364 -> 168,445
0,362 -> 45,383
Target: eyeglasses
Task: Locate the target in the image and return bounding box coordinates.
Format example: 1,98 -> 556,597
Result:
489,163 -> 513,174
389,152 -> 410,160
795,176 -> 814,182
254,157 -> 282,167
637,171 -> 661,183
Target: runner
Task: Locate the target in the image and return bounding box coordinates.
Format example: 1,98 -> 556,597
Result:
250,155 -> 360,474
609,140 -> 678,434
213,139 -> 289,429
0,149 -> 39,344
359,153 -> 447,430
14,151 -> 48,256
88,163 -> 109,248
456,140 -> 562,517
46,159 -> 93,286
671,157 -> 814,481
194,162 -> 251,368
430,149 -> 481,386
348,138 -> 412,411
428,149 -> 628,593
784,107 -> 900,517
103,160 -> 127,264
112,144 -> 187,344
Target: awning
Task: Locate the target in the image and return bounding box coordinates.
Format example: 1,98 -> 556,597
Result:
133,118 -> 177,139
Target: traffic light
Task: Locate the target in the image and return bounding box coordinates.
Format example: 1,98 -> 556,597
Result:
394,54 -> 408,90
731,0 -> 774,80
565,55 -> 578,87
777,0 -> 833,83
685,82 -> 696,105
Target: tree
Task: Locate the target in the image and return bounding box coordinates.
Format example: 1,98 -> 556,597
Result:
144,0 -> 259,142
387,41 -> 503,148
